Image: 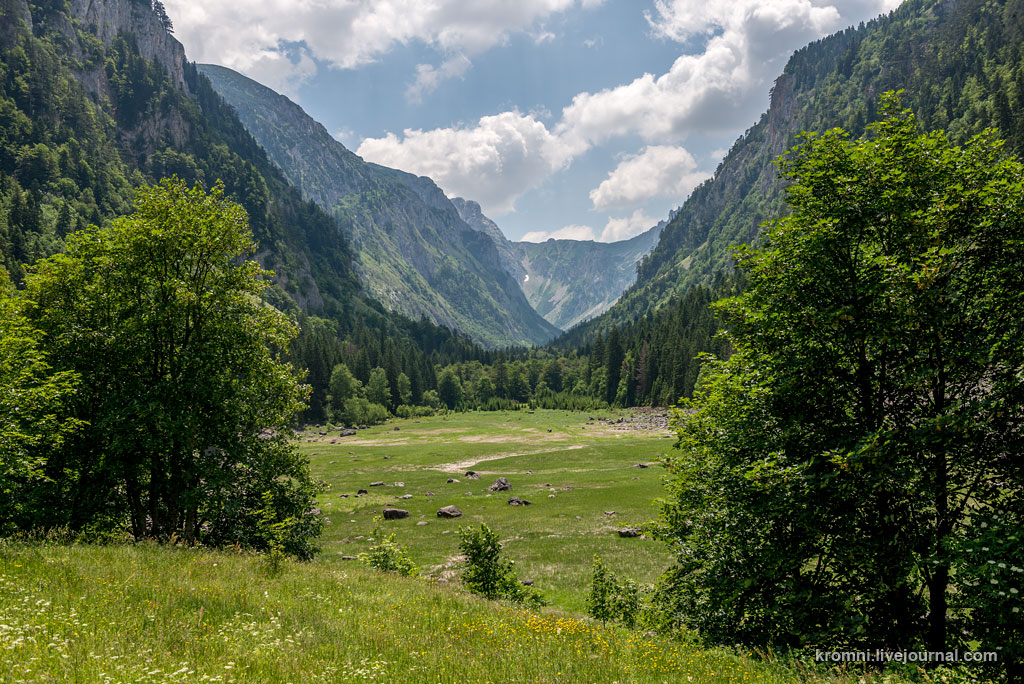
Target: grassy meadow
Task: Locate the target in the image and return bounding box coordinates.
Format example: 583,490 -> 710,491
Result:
0,410 -> 973,683
301,409 -> 674,612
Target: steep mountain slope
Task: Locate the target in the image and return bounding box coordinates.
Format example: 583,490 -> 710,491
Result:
451,198 -> 666,330
572,0 -> 1024,339
0,0 -> 493,421
198,64 -> 560,348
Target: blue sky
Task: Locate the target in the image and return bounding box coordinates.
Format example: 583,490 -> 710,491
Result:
164,0 -> 900,242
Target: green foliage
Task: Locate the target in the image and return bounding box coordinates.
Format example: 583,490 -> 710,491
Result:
394,404 -> 437,419
22,179 -> 322,557
436,368 -> 464,410
656,96 -> 1024,662
365,367 -> 391,407
339,398 -> 390,427
359,532 -> 419,577
0,272 -> 82,532
458,523 -> 543,606
585,556 -> 641,628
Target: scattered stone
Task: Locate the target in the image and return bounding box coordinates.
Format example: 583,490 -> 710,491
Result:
527,410 -> 535,414
631,477 -> 639,481
357,489 -> 368,495
424,491 -> 436,497
508,496 -> 531,506
370,481 -> 385,487
357,425 -> 368,430
539,483 -> 552,487
339,494 -> 349,499
437,505 -> 463,518
604,511 -> 616,516
521,579 -> 534,586
383,455 -> 390,459
383,508 -> 410,520
394,426 -> 400,431
394,482 -> 405,487
488,477 -> 511,492
339,429 -> 356,437
632,463 -> 649,469
398,494 -> 413,500
340,555 -> 358,561
354,535 -> 365,540
617,527 -> 642,538
416,521 -> 429,526
548,494 -> 555,498
526,470 -> 532,475
464,491 -> 473,496
446,478 -> 459,484
465,470 -> 480,479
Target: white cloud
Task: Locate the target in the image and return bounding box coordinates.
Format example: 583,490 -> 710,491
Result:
590,145 -> 709,210
357,111 -> 585,216
521,224 -> 597,242
557,0 -> 898,145
406,54 -> 472,104
163,0 -> 601,89
600,210 -> 658,242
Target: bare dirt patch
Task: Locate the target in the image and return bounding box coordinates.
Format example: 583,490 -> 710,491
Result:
433,445 -> 586,473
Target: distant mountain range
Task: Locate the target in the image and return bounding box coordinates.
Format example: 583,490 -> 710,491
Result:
199,64 -> 663,340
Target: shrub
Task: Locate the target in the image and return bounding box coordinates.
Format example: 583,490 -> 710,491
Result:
394,404 -> 437,419
457,523 -> 543,606
586,556 -> 641,627
358,533 -> 418,577
341,397 -> 389,426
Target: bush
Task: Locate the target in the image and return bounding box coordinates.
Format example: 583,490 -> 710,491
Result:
478,397 -> 524,412
394,404 -> 437,419
457,523 -> 543,606
585,556 -> 641,627
531,392 -> 608,411
340,397 -> 390,426
358,533 -> 419,577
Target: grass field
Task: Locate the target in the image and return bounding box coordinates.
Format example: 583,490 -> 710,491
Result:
300,409 -> 675,612
0,410 -> 977,683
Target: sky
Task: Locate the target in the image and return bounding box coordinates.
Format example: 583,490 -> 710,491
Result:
162,0 -> 902,243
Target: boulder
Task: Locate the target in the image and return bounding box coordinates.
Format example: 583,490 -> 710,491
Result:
369,481 -> 385,486
488,477 -> 511,492
398,494 -> 413,500
356,489 -> 368,495
507,496 -> 531,506
617,527 -> 642,538
339,429 -> 356,437
437,505 -> 463,518
465,470 -> 480,479
446,478 -> 459,484
632,463 -> 649,469
383,508 -> 410,520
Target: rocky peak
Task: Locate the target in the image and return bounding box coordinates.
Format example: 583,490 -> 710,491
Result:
70,0 -> 187,92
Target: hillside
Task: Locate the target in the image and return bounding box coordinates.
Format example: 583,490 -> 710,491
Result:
572,0 -> 1024,339
197,64 -> 560,348
0,542 -> 912,684
451,198 -> 667,330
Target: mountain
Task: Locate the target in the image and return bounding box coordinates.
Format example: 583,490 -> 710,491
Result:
0,0 -> 494,421
451,198 -> 667,330
571,0 -> 1024,339
197,64 -> 560,348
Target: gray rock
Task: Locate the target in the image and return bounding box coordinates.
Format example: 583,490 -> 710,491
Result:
617,527 -> 642,538
339,429 -> 356,437
604,511 -> 616,516
383,508 -> 410,520
446,478 -> 459,484
356,489 -> 368,495
340,555 -> 358,560
370,481 -> 385,486
632,463 -> 649,469
398,494 -> 413,500
416,521 -> 428,526
465,470 -> 480,479
424,491 -> 436,497
507,496 -> 531,506
437,505 -> 463,518
521,579 -> 534,586
488,477 -> 511,492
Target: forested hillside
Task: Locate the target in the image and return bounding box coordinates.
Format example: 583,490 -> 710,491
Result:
573,0 -> 1024,339
197,64 -> 560,348
0,0 -> 495,422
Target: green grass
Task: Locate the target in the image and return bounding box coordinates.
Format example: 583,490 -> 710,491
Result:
301,409 -> 674,612
0,542 -> 906,684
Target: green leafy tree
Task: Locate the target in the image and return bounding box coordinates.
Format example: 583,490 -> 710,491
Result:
458,523 -> 542,606
656,95 -> 1024,659
437,368 -> 464,410
397,372 -> 412,406
26,179 -> 322,556
474,375 -> 494,404
541,359 -> 563,393
365,367 -> 391,408
0,273 -> 82,532
586,556 -> 641,628
327,363 -> 361,421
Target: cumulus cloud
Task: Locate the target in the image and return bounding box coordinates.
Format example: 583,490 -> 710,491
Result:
521,224 -> 597,242
163,0 -> 602,90
589,145 -> 709,210
557,0 -> 898,145
522,210 -> 657,243
406,54 -> 472,104
357,111 -> 584,216
600,210 -> 658,242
